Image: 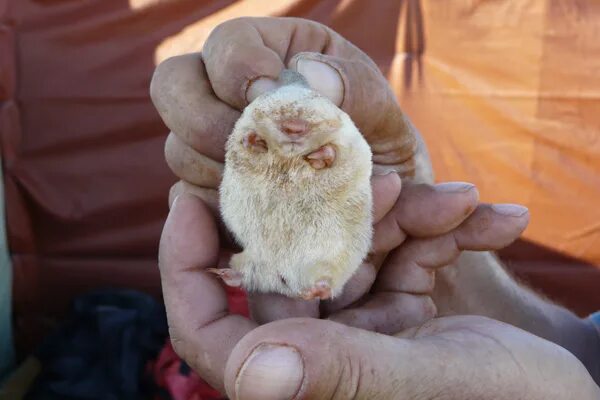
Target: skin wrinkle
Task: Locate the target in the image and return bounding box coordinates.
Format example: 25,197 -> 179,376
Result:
150,58 -> 234,161
193,310 -> 230,334
413,234 -> 460,270
462,327 -> 529,385
452,333 -> 525,399
165,133 -> 224,187
244,76 -> 266,106
284,25 -> 298,64
320,26 -> 332,54
419,335 -> 483,399
253,20 -> 286,57
329,358 -> 344,400
252,22 -> 268,49
350,354 -> 362,400
450,233 -> 461,266
338,353 -> 360,400
328,58 -> 351,113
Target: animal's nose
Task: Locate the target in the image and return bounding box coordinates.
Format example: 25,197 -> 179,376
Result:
280,119 -> 309,138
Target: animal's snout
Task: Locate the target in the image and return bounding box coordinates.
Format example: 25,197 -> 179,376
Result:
280,119 -> 309,139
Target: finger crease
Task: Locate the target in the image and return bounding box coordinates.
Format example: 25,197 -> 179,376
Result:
192,309 -> 229,334
375,289 -> 431,296
450,231 -> 461,253
321,26 -> 333,53
284,26 -> 298,63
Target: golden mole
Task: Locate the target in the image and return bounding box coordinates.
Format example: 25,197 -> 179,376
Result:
211,70 -> 373,300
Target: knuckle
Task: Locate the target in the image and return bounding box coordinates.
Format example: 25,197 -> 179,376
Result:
164,134 -> 184,169
150,55 -> 182,102
331,355 -> 363,400
393,295 -> 436,331
446,233 -> 461,260
206,17 -> 250,48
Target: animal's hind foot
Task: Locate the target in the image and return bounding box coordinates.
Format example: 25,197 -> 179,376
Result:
301,278 -> 332,300
207,268 -> 243,287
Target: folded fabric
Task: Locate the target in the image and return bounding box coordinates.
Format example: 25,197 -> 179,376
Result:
147,286 -> 249,400
25,289 -> 168,400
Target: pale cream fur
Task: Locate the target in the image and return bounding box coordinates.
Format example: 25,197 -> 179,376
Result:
219,85 -> 373,298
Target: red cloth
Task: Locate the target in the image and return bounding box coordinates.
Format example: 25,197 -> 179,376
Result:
148,343 -> 224,400
147,287 -> 248,400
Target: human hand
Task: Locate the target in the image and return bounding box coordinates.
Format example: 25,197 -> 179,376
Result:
158,178 -> 529,393
159,194 -> 599,399
150,15 -> 530,324
150,16 -> 432,214
222,315 -> 599,400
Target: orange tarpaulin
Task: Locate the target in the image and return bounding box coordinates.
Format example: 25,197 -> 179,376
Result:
1,0 -> 599,351
396,1 -> 600,265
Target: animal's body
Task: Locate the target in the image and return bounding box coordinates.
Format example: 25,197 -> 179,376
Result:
216,71 -> 373,300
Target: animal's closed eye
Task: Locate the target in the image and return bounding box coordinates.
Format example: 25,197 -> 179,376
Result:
243,131 -> 268,153
279,275 -> 288,287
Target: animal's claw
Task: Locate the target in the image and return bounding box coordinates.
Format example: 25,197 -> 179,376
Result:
243,131 -> 268,153
207,268 -> 243,287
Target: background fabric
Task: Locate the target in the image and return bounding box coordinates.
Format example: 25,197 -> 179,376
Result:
24,290 -> 167,400
0,153 -> 15,378
1,0 -> 599,354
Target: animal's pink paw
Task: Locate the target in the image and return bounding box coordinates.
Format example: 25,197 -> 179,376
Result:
301,278 -> 333,300
207,268 -> 243,287
242,131 -> 268,153
306,144 -> 336,169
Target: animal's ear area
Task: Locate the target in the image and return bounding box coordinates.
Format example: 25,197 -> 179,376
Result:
242,131 -> 268,153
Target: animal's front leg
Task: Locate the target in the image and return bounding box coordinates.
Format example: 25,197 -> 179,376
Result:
300,252 -> 354,300
305,144 -> 336,169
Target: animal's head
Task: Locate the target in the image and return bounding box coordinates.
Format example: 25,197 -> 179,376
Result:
228,84 -> 350,172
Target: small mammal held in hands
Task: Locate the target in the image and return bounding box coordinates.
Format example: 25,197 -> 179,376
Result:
212,70 -> 373,300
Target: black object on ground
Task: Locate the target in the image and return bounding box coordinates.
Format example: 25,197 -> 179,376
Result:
25,289 -> 168,400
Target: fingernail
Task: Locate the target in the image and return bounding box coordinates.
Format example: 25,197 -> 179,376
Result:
246,77 -> 278,103
492,203 -> 528,217
294,55 -> 344,106
235,344 -> 303,400
435,182 -> 475,193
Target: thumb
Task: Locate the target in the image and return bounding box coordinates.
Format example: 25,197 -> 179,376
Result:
224,318 -> 419,400
289,52 -> 418,174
